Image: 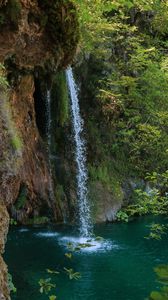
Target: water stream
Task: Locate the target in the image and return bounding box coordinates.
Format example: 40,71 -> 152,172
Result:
66,67 -> 92,237
46,89 -> 55,203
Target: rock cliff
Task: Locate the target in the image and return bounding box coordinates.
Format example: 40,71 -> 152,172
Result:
0,0 -> 79,298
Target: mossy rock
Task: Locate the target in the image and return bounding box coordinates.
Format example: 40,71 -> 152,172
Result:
38,0 -> 80,65
51,71 -> 69,126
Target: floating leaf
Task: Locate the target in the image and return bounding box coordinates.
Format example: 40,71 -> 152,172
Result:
46,269 -> 60,275
65,253 -> 72,259
64,268 -> 81,280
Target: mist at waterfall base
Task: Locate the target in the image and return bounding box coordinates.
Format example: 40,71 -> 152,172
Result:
66,67 -> 92,237
5,216 -> 168,300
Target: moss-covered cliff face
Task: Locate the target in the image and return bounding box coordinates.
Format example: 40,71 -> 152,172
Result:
0,0 -> 79,298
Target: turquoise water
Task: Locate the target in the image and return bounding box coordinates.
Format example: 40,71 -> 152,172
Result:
5,216 -> 168,300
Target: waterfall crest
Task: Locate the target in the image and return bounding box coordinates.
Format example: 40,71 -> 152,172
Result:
66,67 -> 92,237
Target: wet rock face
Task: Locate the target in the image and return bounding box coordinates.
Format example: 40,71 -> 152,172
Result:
0,0 -> 79,218
0,75 -> 51,222
0,0 -> 79,297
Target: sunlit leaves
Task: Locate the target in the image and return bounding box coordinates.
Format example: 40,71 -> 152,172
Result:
149,265 -> 168,300
49,296 -> 57,300
145,224 -> 167,240
65,253 -> 73,259
46,269 -> 60,275
39,278 -> 56,295
64,268 -> 81,280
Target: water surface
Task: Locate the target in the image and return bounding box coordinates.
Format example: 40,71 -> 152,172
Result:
5,216 -> 168,300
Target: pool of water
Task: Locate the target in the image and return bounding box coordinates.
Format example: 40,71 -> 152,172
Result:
4,216 -> 168,300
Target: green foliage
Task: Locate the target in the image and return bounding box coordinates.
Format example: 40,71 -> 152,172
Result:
89,162 -> 123,201
72,0 -> 109,51
38,244 -> 83,299
149,265 -> 168,300
64,268 -> 81,280
15,185 -> 27,210
11,135 -> 22,151
76,0 -> 168,186
116,169 -> 168,221
7,273 -> 17,293
125,188 -> 167,217
46,269 -> 60,275
10,218 -> 17,225
116,211 -> 129,222
145,224 -> 167,241
51,72 -> 69,126
39,278 -> 56,295
49,296 -> 57,300
65,253 -> 73,259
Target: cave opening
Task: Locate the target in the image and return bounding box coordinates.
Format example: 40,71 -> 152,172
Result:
33,78 -> 48,139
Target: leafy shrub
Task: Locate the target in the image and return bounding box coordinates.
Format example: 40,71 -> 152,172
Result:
7,273 -> 17,293
149,265 -> 168,300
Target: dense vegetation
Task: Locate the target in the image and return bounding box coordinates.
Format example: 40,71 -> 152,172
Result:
71,0 -> 168,217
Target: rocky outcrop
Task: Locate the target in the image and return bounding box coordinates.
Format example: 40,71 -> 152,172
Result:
0,75 -> 52,223
89,182 -> 123,222
0,0 -> 79,216
0,0 -> 79,298
0,0 -> 79,69
0,204 -> 10,300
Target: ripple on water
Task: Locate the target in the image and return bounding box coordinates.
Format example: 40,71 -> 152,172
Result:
35,232 -> 60,238
19,228 -> 29,233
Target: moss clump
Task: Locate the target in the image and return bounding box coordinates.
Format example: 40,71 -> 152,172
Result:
15,185 -> 27,210
89,162 -> 123,203
11,135 -> 22,151
51,71 -> 69,126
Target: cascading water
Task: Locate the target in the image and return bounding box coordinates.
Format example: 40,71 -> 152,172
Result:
46,90 -> 52,153
66,67 -> 92,237
46,90 -> 55,203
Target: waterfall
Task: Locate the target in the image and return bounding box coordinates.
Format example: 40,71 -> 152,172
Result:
66,67 -> 92,237
46,90 -> 55,203
46,90 -> 52,153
